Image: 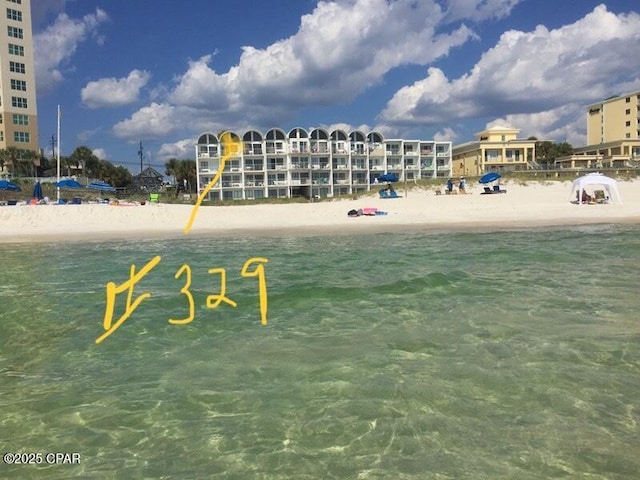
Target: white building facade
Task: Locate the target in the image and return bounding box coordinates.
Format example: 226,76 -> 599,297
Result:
195,128 -> 452,200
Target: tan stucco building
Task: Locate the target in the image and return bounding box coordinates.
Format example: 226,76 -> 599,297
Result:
556,91 -> 640,170
587,90 -> 640,145
451,125 -> 536,177
0,0 -> 39,173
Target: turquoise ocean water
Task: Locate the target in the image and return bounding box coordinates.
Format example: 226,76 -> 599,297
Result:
1,224 -> 639,479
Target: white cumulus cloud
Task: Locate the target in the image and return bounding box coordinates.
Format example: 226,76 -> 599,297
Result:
34,8 -> 109,94
378,4 -> 640,143
119,0 -> 485,141
81,70 -> 151,108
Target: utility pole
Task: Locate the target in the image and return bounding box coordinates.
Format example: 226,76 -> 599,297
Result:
138,141 -> 144,174
50,135 -> 57,159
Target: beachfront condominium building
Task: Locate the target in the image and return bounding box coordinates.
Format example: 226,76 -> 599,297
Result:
451,125 -> 537,177
195,128 -> 452,201
587,90 -> 640,145
555,91 -> 640,170
0,0 -> 39,172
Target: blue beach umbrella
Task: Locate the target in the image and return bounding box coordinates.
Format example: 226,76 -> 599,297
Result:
479,172 -> 502,184
87,181 -> 115,192
0,179 -> 21,192
377,173 -> 399,183
56,179 -> 83,189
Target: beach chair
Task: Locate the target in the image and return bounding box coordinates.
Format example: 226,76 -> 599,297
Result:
482,186 -> 492,195
379,189 -> 401,199
593,190 -> 608,204
149,193 -> 160,203
493,185 -> 507,194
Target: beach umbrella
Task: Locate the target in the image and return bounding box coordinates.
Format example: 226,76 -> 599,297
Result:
0,179 -> 21,192
56,179 -> 83,189
377,173 -> 399,183
479,172 -> 501,184
33,181 -> 43,200
0,179 -> 21,202
87,180 -> 115,192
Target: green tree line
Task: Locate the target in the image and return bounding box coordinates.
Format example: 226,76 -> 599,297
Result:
529,138 -> 574,167
0,146 -> 197,190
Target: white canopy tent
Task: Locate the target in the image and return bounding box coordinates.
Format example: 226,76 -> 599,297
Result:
570,172 -> 622,204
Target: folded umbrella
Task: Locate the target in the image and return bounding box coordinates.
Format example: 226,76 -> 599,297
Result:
33,181 -> 43,200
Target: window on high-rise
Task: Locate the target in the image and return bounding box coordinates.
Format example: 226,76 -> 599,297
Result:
12,114 -> 28,126
7,0 -> 23,5
10,79 -> 26,91
6,8 -> 22,21
13,131 -> 30,143
7,26 -> 23,38
9,61 -> 25,73
8,43 -> 24,56
11,96 -> 27,108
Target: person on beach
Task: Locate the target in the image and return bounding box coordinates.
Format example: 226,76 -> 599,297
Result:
447,178 -> 453,193
459,177 -> 466,193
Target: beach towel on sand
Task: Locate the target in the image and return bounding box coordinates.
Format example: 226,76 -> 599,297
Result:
347,207 -> 388,217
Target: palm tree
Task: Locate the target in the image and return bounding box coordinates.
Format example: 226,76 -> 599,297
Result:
0,147 -> 20,176
0,151 -> 8,177
0,147 -> 38,177
70,146 -> 100,178
164,158 -> 179,184
165,158 -> 196,190
60,156 -> 75,176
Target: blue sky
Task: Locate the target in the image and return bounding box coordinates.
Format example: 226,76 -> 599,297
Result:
32,0 -> 640,173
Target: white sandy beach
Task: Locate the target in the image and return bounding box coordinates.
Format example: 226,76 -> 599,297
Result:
1,179 -> 639,243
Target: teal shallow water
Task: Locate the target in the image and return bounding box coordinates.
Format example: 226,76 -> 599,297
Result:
1,225 -> 639,479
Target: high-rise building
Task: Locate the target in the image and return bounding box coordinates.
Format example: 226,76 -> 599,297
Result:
587,91 -> 640,145
0,0 -> 39,160
555,91 -> 640,170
